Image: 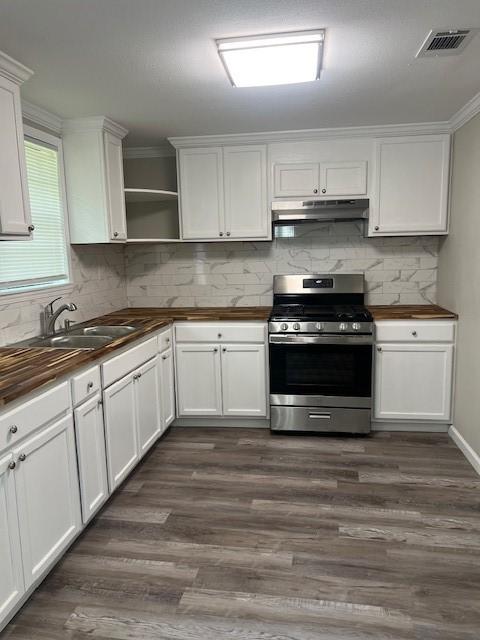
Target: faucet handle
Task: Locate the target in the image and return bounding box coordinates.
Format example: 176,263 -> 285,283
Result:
46,296 -> 62,313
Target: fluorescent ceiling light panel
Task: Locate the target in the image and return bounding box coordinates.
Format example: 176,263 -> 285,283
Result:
217,30 -> 324,87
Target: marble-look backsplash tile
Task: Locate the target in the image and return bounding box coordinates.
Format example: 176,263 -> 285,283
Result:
126,222 -> 440,308
0,245 -> 127,346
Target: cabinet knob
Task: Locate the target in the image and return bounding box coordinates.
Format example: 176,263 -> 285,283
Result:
113,231 -> 119,237
226,231 -> 231,237
313,189 -> 318,194
162,355 -> 167,360
219,232 -> 224,237
377,346 -> 382,352
321,188 -> 326,194
9,425 -> 18,434
97,400 -> 103,408
374,226 -> 379,231
8,461 -> 16,470
28,224 -> 35,232
213,347 -> 218,352
218,333 -> 222,338
166,337 -> 170,343
18,453 -> 26,462
87,381 -> 94,390
222,347 -> 226,352
412,330 -> 418,337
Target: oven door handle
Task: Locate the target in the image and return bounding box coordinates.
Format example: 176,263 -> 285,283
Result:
269,334 -> 373,345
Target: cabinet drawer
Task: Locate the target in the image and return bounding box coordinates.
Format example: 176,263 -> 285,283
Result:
175,322 -> 266,344
71,365 -> 101,407
102,337 -> 157,387
158,326 -> 173,353
375,320 -> 455,343
0,382 -> 71,454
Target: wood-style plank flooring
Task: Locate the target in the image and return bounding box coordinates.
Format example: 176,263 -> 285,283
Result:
3,427 -> 480,640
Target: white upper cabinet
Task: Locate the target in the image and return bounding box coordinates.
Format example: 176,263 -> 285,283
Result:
370,135 -> 450,236
179,147 -> 223,240
178,144 -> 269,241
273,161 -> 367,198
0,51 -> 33,239
63,117 -> 128,243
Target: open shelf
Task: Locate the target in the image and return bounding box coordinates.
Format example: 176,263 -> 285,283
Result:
124,188 -> 178,203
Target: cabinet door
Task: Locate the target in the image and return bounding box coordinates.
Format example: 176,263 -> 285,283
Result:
0,453 -> 24,622
160,348 -> 176,430
320,161 -> 367,196
223,145 -> 269,239
370,135 -> 450,235
14,415 -> 81,589
221,344 -> 267,417
175,344 -> 222,416
179,147 -> 224,239
103,374 -> 138,490
104,131 -> 127,241
0,75 -> 32,237
135,357 -> 162,456
273,163 -> 319,197
74,393 -> 109,524
374,343 -> 454,421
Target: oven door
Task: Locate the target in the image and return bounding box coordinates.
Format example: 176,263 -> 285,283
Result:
269,334 -> 372,408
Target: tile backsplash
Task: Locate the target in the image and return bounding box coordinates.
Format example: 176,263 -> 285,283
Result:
0,245 -> 127,346
126,222 -> 439,308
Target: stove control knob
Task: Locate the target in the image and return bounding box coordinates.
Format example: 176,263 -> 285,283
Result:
352,322 -> 361,331
339,322 -> 348,331
293,323 -> 301,331
280,323 -> 289,331
315,322 -> 324,331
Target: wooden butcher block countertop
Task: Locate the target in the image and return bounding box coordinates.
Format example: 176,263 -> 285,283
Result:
0,307 -> 271,407
368,304 -> 457,320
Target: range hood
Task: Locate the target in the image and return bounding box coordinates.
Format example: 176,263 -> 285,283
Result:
272,199 -> 369,224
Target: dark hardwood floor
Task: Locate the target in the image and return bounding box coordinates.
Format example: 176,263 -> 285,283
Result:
3,427 -> 480,640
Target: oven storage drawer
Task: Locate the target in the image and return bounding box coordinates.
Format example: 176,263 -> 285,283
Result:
375,320 -> 455,343
270,405 -> 371,433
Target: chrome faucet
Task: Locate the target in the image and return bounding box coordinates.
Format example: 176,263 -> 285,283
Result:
42,297 -> 77,336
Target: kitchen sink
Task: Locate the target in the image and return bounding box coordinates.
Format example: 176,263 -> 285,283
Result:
28,335 -> 114,350
70,325 -> 138,337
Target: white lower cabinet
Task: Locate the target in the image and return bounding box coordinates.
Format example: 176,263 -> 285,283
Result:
135,356 -> 162,455
13,414 -> 81,589
374,342 -> 454,422
103,373 -> 138,491
159,347 -> 176,429
0,453 -> 24,621
221,344 -> 267,416
74,393 -> 109,523
175,344 -> 223,416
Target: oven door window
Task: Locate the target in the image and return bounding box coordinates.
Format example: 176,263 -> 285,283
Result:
270,342 -> 372,398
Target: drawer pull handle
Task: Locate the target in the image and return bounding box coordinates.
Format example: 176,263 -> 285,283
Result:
377,347 -> 382,352
218,333 -> 222,338
162,355 -> 167,360
9,425 -> 18,434
8,461 -> 16,470
309,413 -> 331,420
18,453 -> 26,462
412,330 -> 418,337
87,381 -> 94,390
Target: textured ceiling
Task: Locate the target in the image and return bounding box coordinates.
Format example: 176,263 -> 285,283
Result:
1,0 -> 480,145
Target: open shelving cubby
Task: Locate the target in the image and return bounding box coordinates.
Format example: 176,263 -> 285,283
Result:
124,188 -> 180,243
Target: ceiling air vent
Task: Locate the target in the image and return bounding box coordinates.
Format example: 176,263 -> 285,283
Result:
416,28 -> 478,57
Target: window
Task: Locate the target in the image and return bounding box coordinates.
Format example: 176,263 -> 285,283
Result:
0,128 -> 70,295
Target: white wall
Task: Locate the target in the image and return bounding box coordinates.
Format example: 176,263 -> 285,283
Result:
438,112 -> 480,458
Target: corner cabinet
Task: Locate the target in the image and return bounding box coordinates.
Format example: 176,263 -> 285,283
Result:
0,51 -> 34,240
178,145 -> 270,241
369,135 -> 450,236
63,117 -> 128,243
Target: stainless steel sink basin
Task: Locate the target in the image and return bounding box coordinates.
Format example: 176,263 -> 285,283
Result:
70,325 -> 138,337
29,335 -> 114,350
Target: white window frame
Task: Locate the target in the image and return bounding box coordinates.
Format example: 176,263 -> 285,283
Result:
0,125 -> 73,302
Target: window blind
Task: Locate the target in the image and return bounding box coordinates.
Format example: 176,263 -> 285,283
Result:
0,138 -> 69,292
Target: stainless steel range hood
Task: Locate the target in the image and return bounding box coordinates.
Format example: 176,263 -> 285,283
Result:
272,199 -> 369,224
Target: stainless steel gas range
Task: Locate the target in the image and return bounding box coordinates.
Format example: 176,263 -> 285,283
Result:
268,274 -> 373,434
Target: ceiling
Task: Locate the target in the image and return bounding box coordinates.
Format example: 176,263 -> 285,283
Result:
1,0 -> 480,146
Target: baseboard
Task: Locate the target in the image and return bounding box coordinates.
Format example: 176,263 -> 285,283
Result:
372,421 -> 450,432
449,426 -> 480,476
172,418 -> 270,428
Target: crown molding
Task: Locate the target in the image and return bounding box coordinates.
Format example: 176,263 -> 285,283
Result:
123,144 -> 175,159
22,100 -> 62,135
168,120 -> 452,148
62,116 -> 128,139
0,50 -> 33,85
449,90 -> 480,132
